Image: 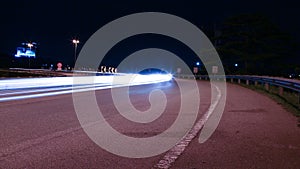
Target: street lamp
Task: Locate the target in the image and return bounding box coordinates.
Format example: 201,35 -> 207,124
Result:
27,43 -> 33,49
72,39 -> 79,68
27,43 -> 33,68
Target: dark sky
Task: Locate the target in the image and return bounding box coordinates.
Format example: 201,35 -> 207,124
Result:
0,0 -> 299,65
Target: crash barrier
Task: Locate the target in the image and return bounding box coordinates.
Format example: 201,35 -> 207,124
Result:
174,74 -> 300,104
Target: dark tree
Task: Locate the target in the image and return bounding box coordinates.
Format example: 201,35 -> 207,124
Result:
217,13 -> 297,75
0,52 -> 13,68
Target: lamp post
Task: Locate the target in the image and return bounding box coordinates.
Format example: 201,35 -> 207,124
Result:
27,43 -> 33,68
72,39 -> 79,69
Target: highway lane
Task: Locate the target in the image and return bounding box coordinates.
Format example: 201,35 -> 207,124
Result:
173,83 -> 300,169
0,79 -> 212,169
1,79 -> 299,168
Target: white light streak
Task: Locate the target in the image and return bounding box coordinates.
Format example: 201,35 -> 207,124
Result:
0,73 -> 172,102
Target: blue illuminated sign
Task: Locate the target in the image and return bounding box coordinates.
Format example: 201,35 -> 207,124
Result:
14,42 -> 37,58
15,47 -> 36,58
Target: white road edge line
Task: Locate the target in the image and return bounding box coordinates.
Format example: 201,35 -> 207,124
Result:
153,84 -> 222,169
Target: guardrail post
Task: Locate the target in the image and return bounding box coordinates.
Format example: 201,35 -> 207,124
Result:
231,78 -> 234,83
265,83 -> 269,91
238,79 -> 241,84
246,80 -> 249,85
279,87 -> 283,96
255,81 -> 258,86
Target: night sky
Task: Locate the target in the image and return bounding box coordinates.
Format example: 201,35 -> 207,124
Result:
0,0 -> 299,66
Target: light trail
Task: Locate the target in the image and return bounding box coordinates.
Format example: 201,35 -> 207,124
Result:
0,73 -> 173,102
0,84 -> 111,97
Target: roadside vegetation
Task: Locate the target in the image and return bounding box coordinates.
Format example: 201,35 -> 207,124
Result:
0,69 -> 66,78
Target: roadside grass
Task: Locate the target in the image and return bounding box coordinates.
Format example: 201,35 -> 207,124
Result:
0,69 -> 43,78
0,69 -> 67,78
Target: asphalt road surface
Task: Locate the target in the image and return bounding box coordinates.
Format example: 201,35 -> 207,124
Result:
0,79 -> 299,169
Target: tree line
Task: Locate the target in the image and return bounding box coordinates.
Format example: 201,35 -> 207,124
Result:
214,13 -> 299,76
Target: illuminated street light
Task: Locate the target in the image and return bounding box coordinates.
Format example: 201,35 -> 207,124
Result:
72,39 -> 80,68
27,43 -> 33,68
27,43 -> 33,49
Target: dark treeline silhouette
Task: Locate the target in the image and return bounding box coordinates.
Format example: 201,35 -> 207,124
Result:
0,52 -> 12,68
216,13 -> 299,76
0,52 -> 57,70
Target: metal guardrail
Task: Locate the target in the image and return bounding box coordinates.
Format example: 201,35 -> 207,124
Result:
226,75 -> 300,93
174,74 -> 300,104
